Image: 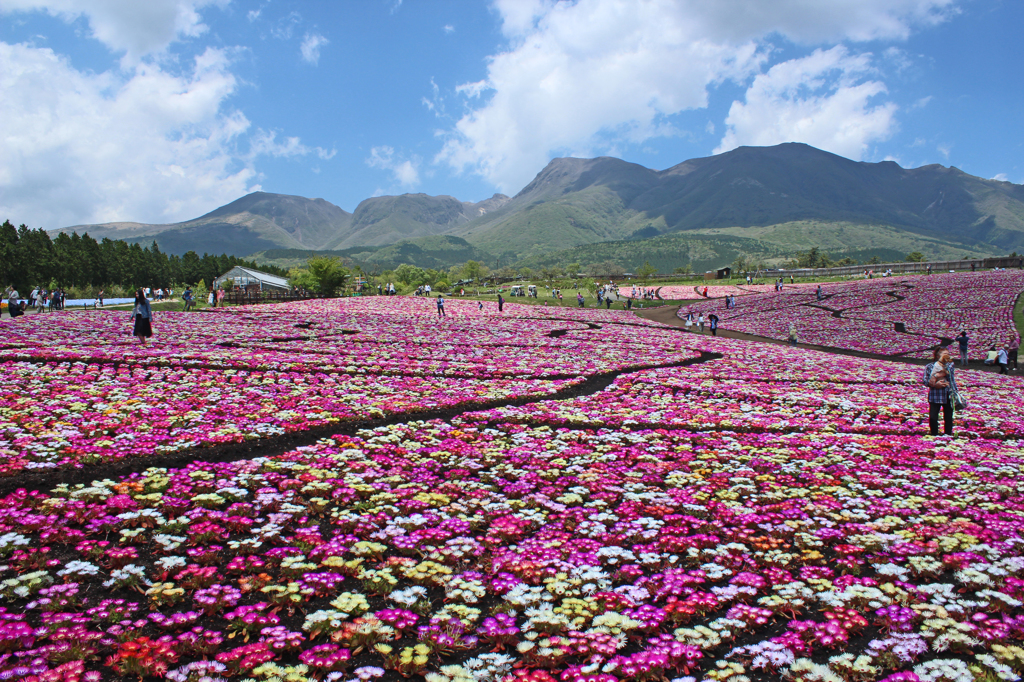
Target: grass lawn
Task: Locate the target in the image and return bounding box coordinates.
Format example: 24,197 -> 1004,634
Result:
1014,289 -> 1024,342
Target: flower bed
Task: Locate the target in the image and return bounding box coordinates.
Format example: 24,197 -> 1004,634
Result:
0,300 -> 699,475
0,296 -> 1023,681
0,416 -> 1021,682
677,271 -> 1024,358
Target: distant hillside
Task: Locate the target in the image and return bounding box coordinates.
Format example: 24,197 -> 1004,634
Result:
517,220 -> 998,275
252,236 -> 495,273
322,193 -> 509,250
452,144 -> 1024,259
52,144 -> 1024,267
55,192 -> 352,257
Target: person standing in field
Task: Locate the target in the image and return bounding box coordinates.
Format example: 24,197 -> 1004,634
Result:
997,345 -> 1009,374
436,294 -> 446,318
924,348 -> 956,436
788,324 -> 798,346
131,289 -> 153,345
708,313 -> 719,336
5,287 -> 21,318
497,294 -> 504,313
956,331 -> 969,366
697,313 -> 705,332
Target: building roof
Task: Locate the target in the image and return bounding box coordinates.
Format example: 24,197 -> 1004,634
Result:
215,266 -> 290,290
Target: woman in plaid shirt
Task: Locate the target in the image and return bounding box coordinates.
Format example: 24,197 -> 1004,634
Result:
924,349 -> 957,436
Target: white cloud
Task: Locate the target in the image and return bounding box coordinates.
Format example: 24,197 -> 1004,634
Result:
366,146 -> 421,188
299,32 -> 328,65
0,42 -> 323,227
438,0 -> 954,193
0,0 -> 226,62
250,130 -> 336,160
992,173 -> 1009,182
271,11 -> 301,40
715,47 -> 897,160
938,143 -> 951,159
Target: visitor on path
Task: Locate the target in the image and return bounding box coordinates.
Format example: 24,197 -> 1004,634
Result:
577,292 -> 584,308
984,347 -> 998,366
788,324 -> 798,346
1008,342 -> 1019,371
997,346 -> 1009,374
131,289 -> 153,346
182,287 -> 194,312
5,287 -> 21,318
98,290 -> 104,306
29,288 -> 38,308
924,349 -> 957,436
208,290 -> 215,307
816,285 -> 822,301
697,313 -> 705,333
708,313 -> 719,336
684,315 -> 693,331
436,294 -> 445,318
956,331 -> 969,366
497,294 -> 504,312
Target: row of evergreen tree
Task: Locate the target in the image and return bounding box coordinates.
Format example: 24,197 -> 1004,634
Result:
0,220 -> 288,292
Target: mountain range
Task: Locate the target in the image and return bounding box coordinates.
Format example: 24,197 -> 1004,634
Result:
54,143 -> 1024,271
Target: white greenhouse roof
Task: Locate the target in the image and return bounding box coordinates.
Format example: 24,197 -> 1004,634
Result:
214,266 -> 290,290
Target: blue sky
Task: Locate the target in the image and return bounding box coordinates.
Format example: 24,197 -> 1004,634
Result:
1,0 -> 1021,228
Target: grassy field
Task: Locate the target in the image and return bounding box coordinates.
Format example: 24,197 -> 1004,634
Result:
1014,289 -> 1024,341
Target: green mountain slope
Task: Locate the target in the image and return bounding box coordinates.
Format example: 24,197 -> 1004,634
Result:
323,193 -> 509,250
519,220 -> 999,274
454,144 -> 1024,259
52,144 -> 1024,266
55,192 -> 353,256
252,236 -> 495,273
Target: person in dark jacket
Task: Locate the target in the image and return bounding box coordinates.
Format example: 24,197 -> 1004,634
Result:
956,331 -> 969,366
497,294 -> 504,312
131,289 -> 154,345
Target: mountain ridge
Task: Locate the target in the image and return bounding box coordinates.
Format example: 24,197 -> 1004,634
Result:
52,143 -> 1024,264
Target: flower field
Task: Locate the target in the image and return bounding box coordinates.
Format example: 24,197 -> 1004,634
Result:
1,297 -> 1023,682
676,271 -> 1024,359
0,300 -> 687,475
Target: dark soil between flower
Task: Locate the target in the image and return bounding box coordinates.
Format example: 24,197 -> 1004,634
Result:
0,351 -> 722,497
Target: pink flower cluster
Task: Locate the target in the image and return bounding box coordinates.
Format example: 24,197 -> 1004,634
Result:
0,299 -> 694,474
677,270 -> 1024,358
0,295 -> 1021,681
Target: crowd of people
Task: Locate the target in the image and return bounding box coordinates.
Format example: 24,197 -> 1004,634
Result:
4,285 -> 69,316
